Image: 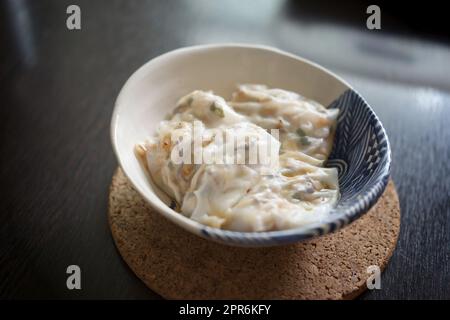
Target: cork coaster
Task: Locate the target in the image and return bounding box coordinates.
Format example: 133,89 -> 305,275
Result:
109,168 -> 400,299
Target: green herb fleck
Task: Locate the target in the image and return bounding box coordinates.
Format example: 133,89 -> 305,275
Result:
292,191 -> 303,200
187,96 -> 193,106
296,128 -> 306,136
210,102 -> 224,118
300,136 -> 311,146
169,199 -> 177,210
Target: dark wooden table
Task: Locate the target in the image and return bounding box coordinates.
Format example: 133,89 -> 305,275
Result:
1,0 -> 449,299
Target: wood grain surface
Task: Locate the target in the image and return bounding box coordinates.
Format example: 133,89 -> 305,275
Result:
0,0 -> 449,299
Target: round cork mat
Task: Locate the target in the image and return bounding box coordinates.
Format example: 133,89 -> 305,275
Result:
109,168 -> 400,299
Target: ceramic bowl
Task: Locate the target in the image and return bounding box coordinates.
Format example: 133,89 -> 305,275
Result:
111,44 -> 391,247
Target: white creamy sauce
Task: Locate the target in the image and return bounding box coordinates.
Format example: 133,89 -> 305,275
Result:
136,84 -> 340,232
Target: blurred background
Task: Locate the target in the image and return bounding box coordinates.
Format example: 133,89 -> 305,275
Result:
0,0 -> 449,299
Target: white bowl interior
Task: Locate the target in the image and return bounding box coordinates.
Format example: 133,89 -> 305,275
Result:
112,44 -> 349,233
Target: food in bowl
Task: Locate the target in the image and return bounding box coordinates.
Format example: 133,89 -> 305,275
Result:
136,84 -> 340,232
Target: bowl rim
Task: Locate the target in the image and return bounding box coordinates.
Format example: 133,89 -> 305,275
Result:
110,43 -> 391,242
